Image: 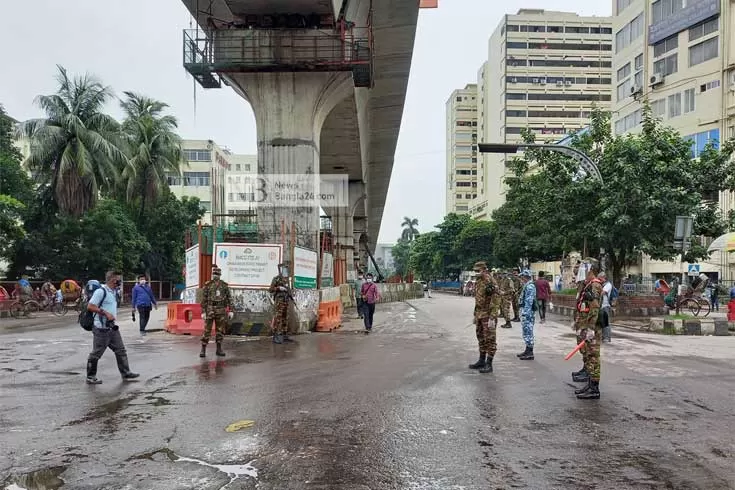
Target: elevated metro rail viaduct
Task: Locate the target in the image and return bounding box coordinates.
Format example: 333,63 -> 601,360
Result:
181,0 -> 422,275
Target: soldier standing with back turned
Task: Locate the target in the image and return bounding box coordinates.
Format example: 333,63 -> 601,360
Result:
572,258 -> 604,400
468,262 -> 501,374
200,265 -> 233,358
269,263 -> 293,344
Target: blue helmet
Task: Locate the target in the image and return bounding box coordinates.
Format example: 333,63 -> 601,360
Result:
520,269 -> 532,278
85,280 -> 101,293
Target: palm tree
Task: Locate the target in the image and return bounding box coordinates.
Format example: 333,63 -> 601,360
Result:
119,92 -> 185,219
16,65 -> 127,216
401,217 -> 420,242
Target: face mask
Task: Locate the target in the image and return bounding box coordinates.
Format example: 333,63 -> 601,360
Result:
281,269 -> 288,277
140,279 -> 147,285
367,278 -> 373,283
212,274 -> 221,280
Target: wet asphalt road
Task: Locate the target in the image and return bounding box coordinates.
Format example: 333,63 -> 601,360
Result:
1,295 -> 735,490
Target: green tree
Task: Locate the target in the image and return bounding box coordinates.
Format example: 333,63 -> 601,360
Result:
135,191 -> 204,281
453,219 -> 494,270
434,213 -> 471,278
400,216 -> 420,242
408,231 -> 439,279
119,92 -> 185,220
9,199 -> 148,280
16,65 -> 128,216
391,238 -> 413,277
491,108 -> 735,285
0,104 -> 34,261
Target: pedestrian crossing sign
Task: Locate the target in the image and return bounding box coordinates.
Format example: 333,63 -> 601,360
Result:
688,264 -> 700,276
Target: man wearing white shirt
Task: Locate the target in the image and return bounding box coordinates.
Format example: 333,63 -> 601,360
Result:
599,272 -> 613,342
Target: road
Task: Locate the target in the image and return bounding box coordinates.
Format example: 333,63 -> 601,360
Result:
1,294 -> 734,489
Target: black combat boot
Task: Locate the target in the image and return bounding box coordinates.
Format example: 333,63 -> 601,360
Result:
577,380 -> 600,399
519,347 -> 534,360
469,353 -> 486,369
86,359 -> 102,385
516,346 -> 530,358
501,322 -> 512,329
512,316 -> 520,322
116,354 -> 140,380
199,344 -> 207,358
283,335 -> 295,343
479,356 -> 493,373
574,380 -> 591,395
216,342 -> 226,357
572,369 -> 590,383
572,365 -> 586,377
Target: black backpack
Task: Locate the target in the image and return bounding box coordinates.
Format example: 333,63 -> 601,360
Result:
79,288 -> 107,331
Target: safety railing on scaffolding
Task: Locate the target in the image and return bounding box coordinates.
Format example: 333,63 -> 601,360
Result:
183,19 -> 374,89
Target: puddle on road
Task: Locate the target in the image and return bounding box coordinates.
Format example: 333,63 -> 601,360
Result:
3,465 -> 67,490
129,448 -> 257,485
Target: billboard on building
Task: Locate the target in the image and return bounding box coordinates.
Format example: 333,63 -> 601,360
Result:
648,0 -> 720,45
214,243 -> 282,288
293,246 -> 318,289
321,252 -> 334,287
185,244 -> 199,289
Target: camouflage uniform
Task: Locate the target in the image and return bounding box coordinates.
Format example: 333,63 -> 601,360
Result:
510,274 -> 522,320
200,276 -> 232,346
269,275 -> 291,336
574,278 -> 603,380
500,274 -> 515,325
474,273 -> 501,357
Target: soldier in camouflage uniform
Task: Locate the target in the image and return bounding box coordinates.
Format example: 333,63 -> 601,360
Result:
510,269 -> 522,322
200,265 -> 233,358
572,258 -> 604,400
269,263 -> 292,344
499,272 -> 515,329
468,261 -> 501,374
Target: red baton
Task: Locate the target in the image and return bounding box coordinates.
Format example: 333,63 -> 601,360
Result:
564,340 -> 586,361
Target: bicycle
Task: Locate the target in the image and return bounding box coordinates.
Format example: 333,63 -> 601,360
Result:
675,294 -> 711,317
9,299 -> 42,318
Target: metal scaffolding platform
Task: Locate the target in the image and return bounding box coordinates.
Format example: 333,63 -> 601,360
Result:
183,22 -> 374,89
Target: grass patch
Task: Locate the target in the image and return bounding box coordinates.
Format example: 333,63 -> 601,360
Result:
669,313 -> 695,320
558,289 -> 578,296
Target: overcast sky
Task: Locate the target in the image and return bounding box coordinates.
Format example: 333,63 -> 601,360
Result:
0,0 -> 611,244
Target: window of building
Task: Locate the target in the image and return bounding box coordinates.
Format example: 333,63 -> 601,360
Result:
653,53 -> 678,76
233,164 -> 240,171
183,149 -> 212,162
245,164 -> 251,171
635,54 -> 643,70
506,42 -> 527,49
506,93 -> 527,100
528,110 -> 584,118
613,109 -> 643,135
689,17 -> 718,42
547,25 -> 563,33
456,194 -> 463,199
653,34 -> 678,58
684,129 -> 720,158
506,110 -> 527,117
652,0 -> 685,25
167,175 -> 182,186
668,93 -> 682,118
617,62 -> 631,81
456,121 -> 473,127
527,42 -> 611,51
683,88 -> 696,113
456,182 -> 472,187
506,24 -> 520,32
228,192 -> 234,201
455,145 -> 472,153
634,70 -> 643,87
183,171 -> 210,187
615,13 -> 643,52
522,59 -> 611,68
700,79 -> 720,92
200,201 -> 212,211
651,98 -> 666,117
617,79 -> 633,102
729,125 -> 735,140
465,193 -> 473,199
526,93 -> 611,102
689,37 -> 718,67
616,0 -> 634,14
565,26 -> 590,34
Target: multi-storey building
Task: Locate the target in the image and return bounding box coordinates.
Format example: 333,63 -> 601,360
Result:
226,153 -> 258,217
470,9 -> 614,219
612,0 -> 735,280
445,84 -> 479,215
167,139 -> 231,225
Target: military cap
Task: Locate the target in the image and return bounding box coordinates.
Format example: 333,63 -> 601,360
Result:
473,261 -> 488,271
520,269 -> 532,277
212,265 -> 222,274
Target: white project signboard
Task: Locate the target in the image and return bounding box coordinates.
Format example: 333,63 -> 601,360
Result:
293,246 -> 318,289
214,243 -> 282,288
185,244 -> 200,289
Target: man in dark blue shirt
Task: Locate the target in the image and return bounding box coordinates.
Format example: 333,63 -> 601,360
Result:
132,274 -> 157,336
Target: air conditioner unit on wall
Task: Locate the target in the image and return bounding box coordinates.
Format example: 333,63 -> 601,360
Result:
650,73 -> 664,87
556,80 -> 564,87
630,84 -> 643,96
564,81 -> 572,87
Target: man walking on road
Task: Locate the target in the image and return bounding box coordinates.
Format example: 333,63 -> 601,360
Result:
200,265 -> 233,357
354,271 -> 365,319
535,271 -> 551,323
468,262 -> 500,374
516,269 -> 536,360
132,274 -> 157,336
85,271 -> 139,385
360,273 -> 380,333
573,258 -> 604,400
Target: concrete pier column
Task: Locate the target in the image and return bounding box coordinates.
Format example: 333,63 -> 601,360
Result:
227,72 -> 353,257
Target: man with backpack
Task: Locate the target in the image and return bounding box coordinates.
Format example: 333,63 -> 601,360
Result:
516,269 -> 536,361
84,271 -> 139,385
